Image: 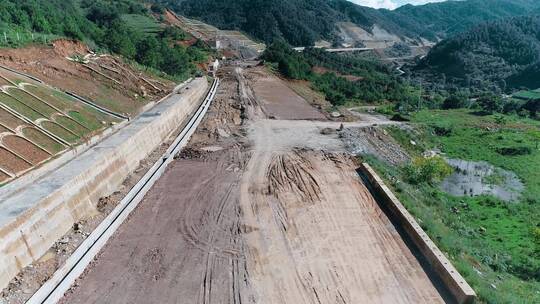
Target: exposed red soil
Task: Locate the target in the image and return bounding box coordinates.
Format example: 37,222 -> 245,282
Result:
0,108 -> 25,129
51,40 -> 89,58
0,147 -> 31,174
177,37 -> 198,47
0,170 -> 10,183
3,135 -> 49,164
0,40 -> 173,116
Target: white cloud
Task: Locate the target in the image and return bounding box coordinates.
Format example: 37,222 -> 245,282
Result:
348,0 -> 446,10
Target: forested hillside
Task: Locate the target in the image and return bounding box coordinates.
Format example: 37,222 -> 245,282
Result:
387,0 -> 540,40
0,0 -> 208,78
153,0 -> 540,46
262,41 -> 417,106
416,15 -> 540,91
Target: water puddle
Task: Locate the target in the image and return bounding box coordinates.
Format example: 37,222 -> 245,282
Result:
440,159 -> 524,202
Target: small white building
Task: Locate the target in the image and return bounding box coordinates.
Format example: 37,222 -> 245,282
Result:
210,59 -> 219,72
208,59 -> 219,76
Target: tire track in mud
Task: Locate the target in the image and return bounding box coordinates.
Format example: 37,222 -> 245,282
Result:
240,147 -> 447,303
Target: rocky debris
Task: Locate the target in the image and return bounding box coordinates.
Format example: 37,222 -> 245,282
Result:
176,147 -> 205,160
340,126 -> 409,165
330,111 -> 342,118
217,128 -> 231,138
320,127 -> 337,135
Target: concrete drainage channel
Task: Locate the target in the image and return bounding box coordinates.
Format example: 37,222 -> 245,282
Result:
26,78 -> 220,304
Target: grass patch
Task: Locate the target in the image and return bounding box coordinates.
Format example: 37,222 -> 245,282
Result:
0,92 -> 44,121
54,116 -> 88,137
68,110 -> 106,131
513,89 -> 540,100
7,88 -> 57,117
22,127 -> 65,154
120,14 -> 162,36
369,109 -> 540,303
41,121 -> 79,144
0,28 -> 59,48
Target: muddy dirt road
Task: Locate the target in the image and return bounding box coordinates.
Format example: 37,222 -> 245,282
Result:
61,65 -> 448,304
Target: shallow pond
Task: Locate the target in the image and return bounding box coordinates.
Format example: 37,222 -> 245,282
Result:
440,159 -> 524,202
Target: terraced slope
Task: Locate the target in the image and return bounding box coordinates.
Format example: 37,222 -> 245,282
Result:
0,67 -> 120,184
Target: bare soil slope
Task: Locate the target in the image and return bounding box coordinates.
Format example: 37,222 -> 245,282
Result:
0,40 -> 173,116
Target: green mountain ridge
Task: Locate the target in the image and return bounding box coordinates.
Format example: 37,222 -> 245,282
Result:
153,0 -> 540,46
417,14 -> 540,90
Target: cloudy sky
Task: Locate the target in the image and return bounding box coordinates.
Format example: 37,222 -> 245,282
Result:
348,0 -> 446,10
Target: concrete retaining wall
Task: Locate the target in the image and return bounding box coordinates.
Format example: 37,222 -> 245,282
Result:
0,78 -> 208,290
359,163 -> 476,304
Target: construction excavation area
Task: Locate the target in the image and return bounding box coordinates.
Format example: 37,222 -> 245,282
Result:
1,56 -> 474,303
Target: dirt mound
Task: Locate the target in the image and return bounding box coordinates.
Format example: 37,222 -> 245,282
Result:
52,39 -> 89,57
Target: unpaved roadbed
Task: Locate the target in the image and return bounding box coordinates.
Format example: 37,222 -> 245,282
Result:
59,65 -> 452,304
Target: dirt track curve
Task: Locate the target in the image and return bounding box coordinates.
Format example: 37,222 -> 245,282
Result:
60,64 -> 449,304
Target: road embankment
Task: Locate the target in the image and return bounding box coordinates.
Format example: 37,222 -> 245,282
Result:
0,78 -> 208,290
359,162 -> 476,304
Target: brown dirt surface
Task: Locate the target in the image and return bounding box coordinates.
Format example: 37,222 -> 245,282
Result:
51,40 -> 89,58
246,67 -> 326,120
240,149 -> 445,303
0,40 -> 174,116
0,147 -> 31,174
0,170 -> 10,183
284,78 -> 330,110
0,108 -> 25,129
56,64 -> 449,304
2,135 -> 50,164
0,124 -> 11,134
